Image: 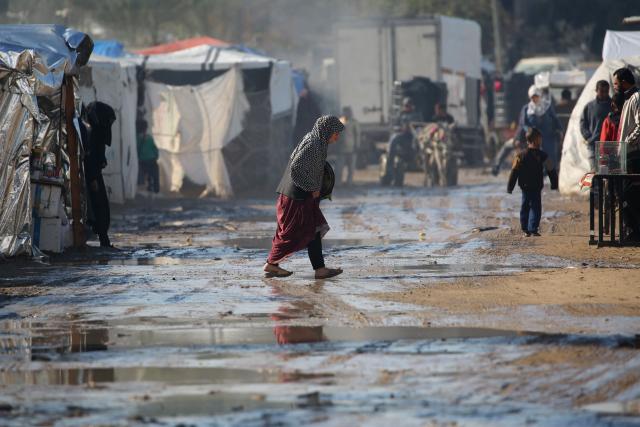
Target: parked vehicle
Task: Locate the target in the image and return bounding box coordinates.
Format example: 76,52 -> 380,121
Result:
334,16 -> 484,166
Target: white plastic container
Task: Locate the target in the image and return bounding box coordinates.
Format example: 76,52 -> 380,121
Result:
596,141 -> 627,175
32,216 -> 63,253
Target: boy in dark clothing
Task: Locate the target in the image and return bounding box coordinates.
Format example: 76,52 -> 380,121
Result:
508,128 -> 559,237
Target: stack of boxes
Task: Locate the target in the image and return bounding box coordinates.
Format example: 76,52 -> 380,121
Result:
29,149 -> 73,253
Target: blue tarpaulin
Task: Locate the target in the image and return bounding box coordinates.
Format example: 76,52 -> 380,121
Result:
93,40 -> 125,57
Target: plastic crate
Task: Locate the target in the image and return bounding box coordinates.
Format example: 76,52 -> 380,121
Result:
596,141 -> 627,175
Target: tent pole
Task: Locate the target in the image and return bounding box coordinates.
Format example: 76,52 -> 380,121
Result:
64,76 -> 85,248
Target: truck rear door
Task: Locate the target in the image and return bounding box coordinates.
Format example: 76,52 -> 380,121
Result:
336,24 -> 391,125
393,21 -> 439,82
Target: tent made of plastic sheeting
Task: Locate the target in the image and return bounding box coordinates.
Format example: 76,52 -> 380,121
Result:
603,31 -> 640,61
559,56 -> 640,194
93,40 -> 126,58
143,45 -> 271,71
145,66 -> 249,197
79,56 -> 139,204
0,24 -> 92,257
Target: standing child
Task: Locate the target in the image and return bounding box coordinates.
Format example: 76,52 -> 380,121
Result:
507,128 -> 559,237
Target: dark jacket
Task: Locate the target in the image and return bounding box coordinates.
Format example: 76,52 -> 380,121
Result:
580,98 -> 612,144
84,102 -> 116,182
276,159 -> 310,200
508,147 -> 558,193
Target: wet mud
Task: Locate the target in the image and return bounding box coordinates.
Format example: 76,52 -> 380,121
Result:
1,170 -> 639,426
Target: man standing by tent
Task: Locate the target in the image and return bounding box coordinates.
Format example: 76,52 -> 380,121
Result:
615,67 -> 640,241
580,80 -> 611,170
616,68 -> 640,169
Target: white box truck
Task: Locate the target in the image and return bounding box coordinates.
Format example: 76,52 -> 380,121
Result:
334,16 -> 483,163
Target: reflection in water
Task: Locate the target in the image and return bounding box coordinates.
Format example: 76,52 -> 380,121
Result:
269,286 -> 326,345
271,304 -> 325,345
0,319 -> 109,363
138,393 -> 292,417
1,367 -> 277,386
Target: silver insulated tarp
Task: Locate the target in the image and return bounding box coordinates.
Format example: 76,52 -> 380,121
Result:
0,25 -> 92,257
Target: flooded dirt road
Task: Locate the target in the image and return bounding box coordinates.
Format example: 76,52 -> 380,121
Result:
1,169 -> 639,426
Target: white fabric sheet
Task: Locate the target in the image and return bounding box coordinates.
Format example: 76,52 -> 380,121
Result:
559,56 -> 640,194
602,31 -> 640,61
145,66 -> 249,197
79,57 -> 139,204
269,60 -> 297,117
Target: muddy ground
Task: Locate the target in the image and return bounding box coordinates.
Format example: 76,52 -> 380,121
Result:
1,167 -> 639,426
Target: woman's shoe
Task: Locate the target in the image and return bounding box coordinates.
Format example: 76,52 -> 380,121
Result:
315,267 -> 343,280
263,263 -> 293,278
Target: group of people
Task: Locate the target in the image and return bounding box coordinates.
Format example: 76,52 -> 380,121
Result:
581,67 -> 640,240
580,67 -> 639,173
507,67 -> 640,240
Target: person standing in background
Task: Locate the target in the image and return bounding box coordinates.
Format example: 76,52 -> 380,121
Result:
84,102 -> 116,248
335,106 -> 360,186
580,80 -> 611,170
137,120 -> 160,195
614,67 -> 640,241
600,92 -> 625,142
507,128 -> 559,237
293,84 -> 322,148
522,85 -> 563,170
431,102 -> 455,124
615,68 -> 640,171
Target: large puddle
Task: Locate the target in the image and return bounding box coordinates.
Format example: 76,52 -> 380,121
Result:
2,183 -> 639,426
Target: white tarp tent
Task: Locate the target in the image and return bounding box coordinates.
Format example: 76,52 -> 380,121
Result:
603,31 -> 640,61
559,56 -> 640,194
79,56 -> 139,204
145,66 -> 249,197
144,45 -> 296,118
141,45 -> 296,196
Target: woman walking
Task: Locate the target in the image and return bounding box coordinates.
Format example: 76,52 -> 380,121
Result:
264,115 -> 345,279
522,85 -> 563,169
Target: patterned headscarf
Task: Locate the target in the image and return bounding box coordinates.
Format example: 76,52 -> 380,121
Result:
288,115 -> 344,192
309,115 -> 345,142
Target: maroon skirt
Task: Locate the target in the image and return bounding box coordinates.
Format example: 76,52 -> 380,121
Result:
267,194 -> 329,264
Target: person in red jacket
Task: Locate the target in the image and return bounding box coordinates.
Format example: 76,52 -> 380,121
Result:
600,92 -> 626,142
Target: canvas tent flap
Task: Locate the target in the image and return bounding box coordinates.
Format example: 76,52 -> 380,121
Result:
145,66 -> 249,197
559,56 -> 640,194
602,31 -> 640,61
79,56 -> 139,203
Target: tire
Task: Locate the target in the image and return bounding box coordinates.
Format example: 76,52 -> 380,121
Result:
379,153 -> 391,186
446,157 -> 458,187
